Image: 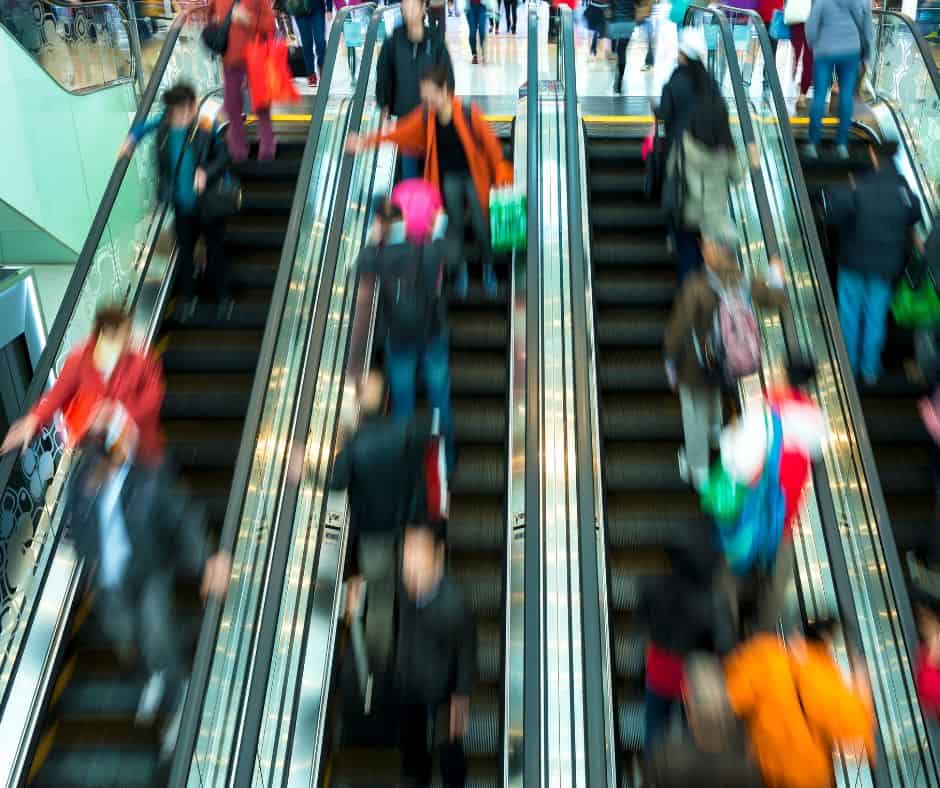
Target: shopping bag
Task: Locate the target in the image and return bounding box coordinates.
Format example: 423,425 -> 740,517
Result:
390,179 -> 443,245
244,36 -> 300,112
769,9 -> 790,40
489,186 -> 527,254
700,460 -> 748,524
892,273 -> 940,329
669,0 -> 691,25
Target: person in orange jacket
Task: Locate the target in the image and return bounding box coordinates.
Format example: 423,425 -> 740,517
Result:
346,63 -> 513,297
209,0 -> 277,162
725,618 -> 876,788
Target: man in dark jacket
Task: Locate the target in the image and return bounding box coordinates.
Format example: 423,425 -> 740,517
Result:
375,0 -> 453,180
121,82 -> 232,321
396,520 -> 475,788
62,439 -> 230,749
356,200 -> 458,469
654,27 -> 712,160
829,140 -> 921,385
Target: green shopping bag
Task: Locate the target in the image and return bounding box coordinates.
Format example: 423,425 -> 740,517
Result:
489,187 -> 527,254
892,272 -> 940,329
700,460 -> 748,524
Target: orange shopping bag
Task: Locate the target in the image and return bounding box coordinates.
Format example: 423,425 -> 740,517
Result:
244,37 -> 300,113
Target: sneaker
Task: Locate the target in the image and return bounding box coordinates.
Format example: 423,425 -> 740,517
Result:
136,671 -> 166,725
613,79 -> 624,95
801,143 -> 819,160
471,54 -> 479,64
159,680 -> 189,761
641,62 -> 653,72
308,72 -> 319,88
834,144 -> 850,161
861,372 -> 880,388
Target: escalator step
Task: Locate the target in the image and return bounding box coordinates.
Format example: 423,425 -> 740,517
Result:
451,562 -> 503,618
230,258 -> 280,289
233,157 -> 303,181
477,622 -> 503,685
164,420 -> 244,470
160,329 -> 263,373
597,310 -> 667,349
592,202 -> 665,231
176,469 -> 233,527
450,352 -> 508,395
225,218 -> 287,250
52,676 -> 150,721
450,312 -> 508,350
161,292 -> 271,331
452,400 -> 506,443
452,446 -> 505,496
861,397 -> 923,442
591,171 -> 645,196
601,394 -> 680,440
587,138 -> 643,163
604,494 -> 706,550
593,238 -> 671,268
613,630 -> 646,680
597,349 -> 668,391
32,747 -> 157,788
161,373 -> 253,419
594,270 -> 676,308
603,444 -> 684,493
448,497 -> 504,553
240,181 -> 295,215
464,688 -> 500,757
616,696 -> 645,753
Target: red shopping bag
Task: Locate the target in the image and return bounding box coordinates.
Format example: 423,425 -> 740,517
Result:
244,37 -> 300,113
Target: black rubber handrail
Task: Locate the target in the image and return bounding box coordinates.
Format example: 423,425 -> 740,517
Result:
223,6 -> 389,785
556,8 -> 610,786
730,7 -> 938,782
524,5 -> 542,787
166,7 -> 366,785
873,9 -> 940,102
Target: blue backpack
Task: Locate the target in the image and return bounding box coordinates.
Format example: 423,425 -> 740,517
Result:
718,408 -> 786,576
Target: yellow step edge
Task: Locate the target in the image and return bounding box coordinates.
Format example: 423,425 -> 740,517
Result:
583,113 -> 839,126
27,722 -> 59,784
248,112 -> 513,123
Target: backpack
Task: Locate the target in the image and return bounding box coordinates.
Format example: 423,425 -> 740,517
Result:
717,408 -> 786,576
405,409 -> 449,523
696,271 -> 761,386
381,243 -> 445,345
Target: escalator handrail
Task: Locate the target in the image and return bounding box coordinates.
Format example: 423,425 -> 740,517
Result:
221,7 -> 392,785
166,6 -> 369,784
524,4 -> 543,786
709,8 -> 931,782
872,9 -> 940,104
556,8 -> 611,787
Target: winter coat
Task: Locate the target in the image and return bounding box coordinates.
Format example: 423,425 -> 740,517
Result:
330,413 -> 430,540
130,113 -> 231,208
805,0 -> 872,59
355,236 -> 457,348
360,98 -> 513,215
32,339 -> 165,466
657,65 -> 709,157
62,451 -> 210,588
725,634 -> 875,788
375,26 -> 454,119
395,576 -> 476,705
828,166 -> 921,280
666,132 -> 744,235
208,0 -> 275,67
663,263 -> 787,389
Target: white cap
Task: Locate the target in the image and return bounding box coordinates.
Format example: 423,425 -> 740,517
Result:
678,27 -> 708,63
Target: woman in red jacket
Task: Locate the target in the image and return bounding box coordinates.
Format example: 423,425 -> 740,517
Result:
1,306 -> 166,467
209,0 -> 277,162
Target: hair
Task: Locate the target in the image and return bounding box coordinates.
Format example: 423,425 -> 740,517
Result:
803,615 -> 841,645
786,358 -> 817,388
420,63 -> 455,95
92,304 -> 131,338
683,57 -> 712,96
687,87 -> 735,152
162,82 -> 197,110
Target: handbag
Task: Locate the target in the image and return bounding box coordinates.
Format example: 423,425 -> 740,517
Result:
769,9 -> 790,40
700,461 -> 749,524
643,122 -> 666,200
244,36 -> 300,111
892,269 -> 940,329
669,0 -> 691,25
489,186 -> 527,254
662,137 -> 687,227
202,0 -> 238,55
783,0 -> 810,25
200,174 -> 243,222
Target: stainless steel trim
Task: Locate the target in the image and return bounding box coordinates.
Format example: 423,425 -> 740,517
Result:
504,107 -> 528,788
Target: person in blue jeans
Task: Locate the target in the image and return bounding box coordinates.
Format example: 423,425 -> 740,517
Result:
803,0 -> 872,159
356,199 -> 458,469
828,141 -> 921,385
466,0 -> 487,64
293,0 -> 327,87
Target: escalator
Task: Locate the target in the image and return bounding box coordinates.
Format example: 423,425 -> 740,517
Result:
27,125 -> 308,788
585,126 -> 705,776
327,123 -> 514,788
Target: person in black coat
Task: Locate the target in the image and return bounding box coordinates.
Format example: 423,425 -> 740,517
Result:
375,0 -> 454,180
121,83 -> 232,321
395,521 -> 475,788
609,0 -> 636,94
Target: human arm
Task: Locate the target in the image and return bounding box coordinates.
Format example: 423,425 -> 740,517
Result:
346,105 -> 428,155
470,103 -> 514,187
861,0 -> 873,59
330,441 -> 353,491
120,115 -> 164,157
804,0 -> 821,47
118,353 -> 166,438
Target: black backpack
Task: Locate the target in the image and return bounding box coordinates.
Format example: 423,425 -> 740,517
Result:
381,243 -> 445,344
